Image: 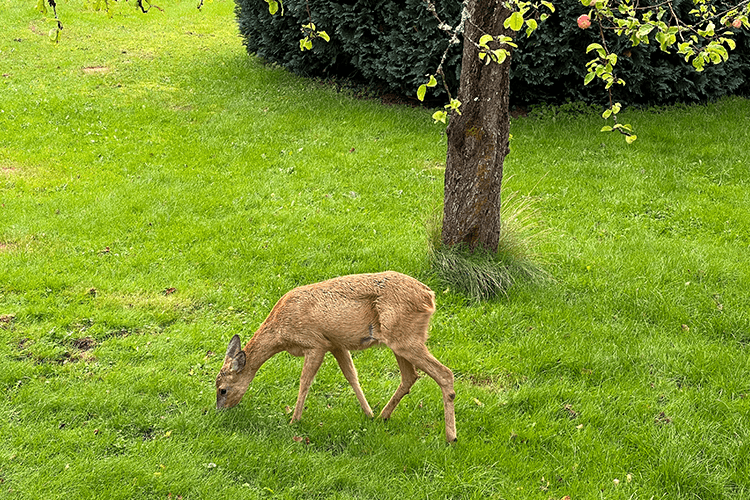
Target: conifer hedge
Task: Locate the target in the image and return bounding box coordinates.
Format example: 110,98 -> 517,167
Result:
234,0 -> 750,106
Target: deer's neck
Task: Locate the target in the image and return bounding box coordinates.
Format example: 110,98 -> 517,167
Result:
243,325 -> 285,373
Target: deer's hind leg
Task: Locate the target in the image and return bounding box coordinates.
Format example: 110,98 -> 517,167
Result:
331,348 -> 374,417
398,345 -> 456,442
379,353 -> 419,420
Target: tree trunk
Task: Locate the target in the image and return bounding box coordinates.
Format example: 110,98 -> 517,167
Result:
442,1 -> 513,253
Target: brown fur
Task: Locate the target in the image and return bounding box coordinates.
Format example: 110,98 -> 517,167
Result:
215,271 -> 457,442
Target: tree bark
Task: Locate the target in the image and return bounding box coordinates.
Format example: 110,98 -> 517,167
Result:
442,1 -> 512,253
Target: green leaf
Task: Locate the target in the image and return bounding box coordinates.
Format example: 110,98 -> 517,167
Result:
525,18 -> 538,37
541,1 -> 555,13
432,110 -> 447,124
49,26 -> 60,44
600,126 -> 613,132
586,43 -> 604,54
417,84 -> 427,102
299,37 -> 313,51
584,72 -> 596,85
711,44 -> 729,62
427,75 -> 438,87
637,23 -> 654,38
492,49 -> 508,64
692,54 -> 706,71
479,34 -> 494,47
318,31 -> 330,42
267,0 -> 278,15
445,98 -> 462,115
505,12 -> 524,32
625,134 -> 637,144
656,31 -> 669,52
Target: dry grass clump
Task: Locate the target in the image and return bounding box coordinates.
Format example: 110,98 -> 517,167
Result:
427,180 -> 550,300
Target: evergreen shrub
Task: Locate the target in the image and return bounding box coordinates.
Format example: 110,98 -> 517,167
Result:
234,0 -> 750,106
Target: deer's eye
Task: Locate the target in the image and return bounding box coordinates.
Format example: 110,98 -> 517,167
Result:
220,389 -> 227,395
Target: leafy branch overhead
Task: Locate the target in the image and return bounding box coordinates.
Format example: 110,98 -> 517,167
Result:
412,0 -> 748,141
299,22 -> 330,51
259,0 -> 746,141
577,0 -> 749,141
416,0 -> 555,123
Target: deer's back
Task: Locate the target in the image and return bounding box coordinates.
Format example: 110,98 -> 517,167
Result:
265,272 -> 435,352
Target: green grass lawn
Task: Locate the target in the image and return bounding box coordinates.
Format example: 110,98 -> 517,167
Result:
2,1 -> 750,498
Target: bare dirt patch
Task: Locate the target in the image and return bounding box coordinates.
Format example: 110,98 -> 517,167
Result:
0,314 -> 15,329
1,162 -> 34,181
72,337 -> 97,351
28,22 -> 47,37
82,66 -> 111,75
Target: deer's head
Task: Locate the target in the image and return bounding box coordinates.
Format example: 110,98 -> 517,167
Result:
215,334 -> 249,409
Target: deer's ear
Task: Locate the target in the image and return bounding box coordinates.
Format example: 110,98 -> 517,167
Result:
230,351 -> 246,373
225,334 -> 242,359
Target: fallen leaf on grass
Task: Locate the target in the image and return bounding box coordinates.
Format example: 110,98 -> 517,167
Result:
655,411 -> 672,425
563,404 -> 578,419
292,436 -> 310,444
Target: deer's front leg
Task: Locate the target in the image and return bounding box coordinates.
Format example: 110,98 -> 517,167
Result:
291,349 -> 326,423
331,348 -> 374,418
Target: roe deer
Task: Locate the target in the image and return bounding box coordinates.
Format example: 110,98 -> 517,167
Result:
215,271 -> 457,442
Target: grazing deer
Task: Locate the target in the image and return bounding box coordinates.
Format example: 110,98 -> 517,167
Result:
215,271 -> 457,442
